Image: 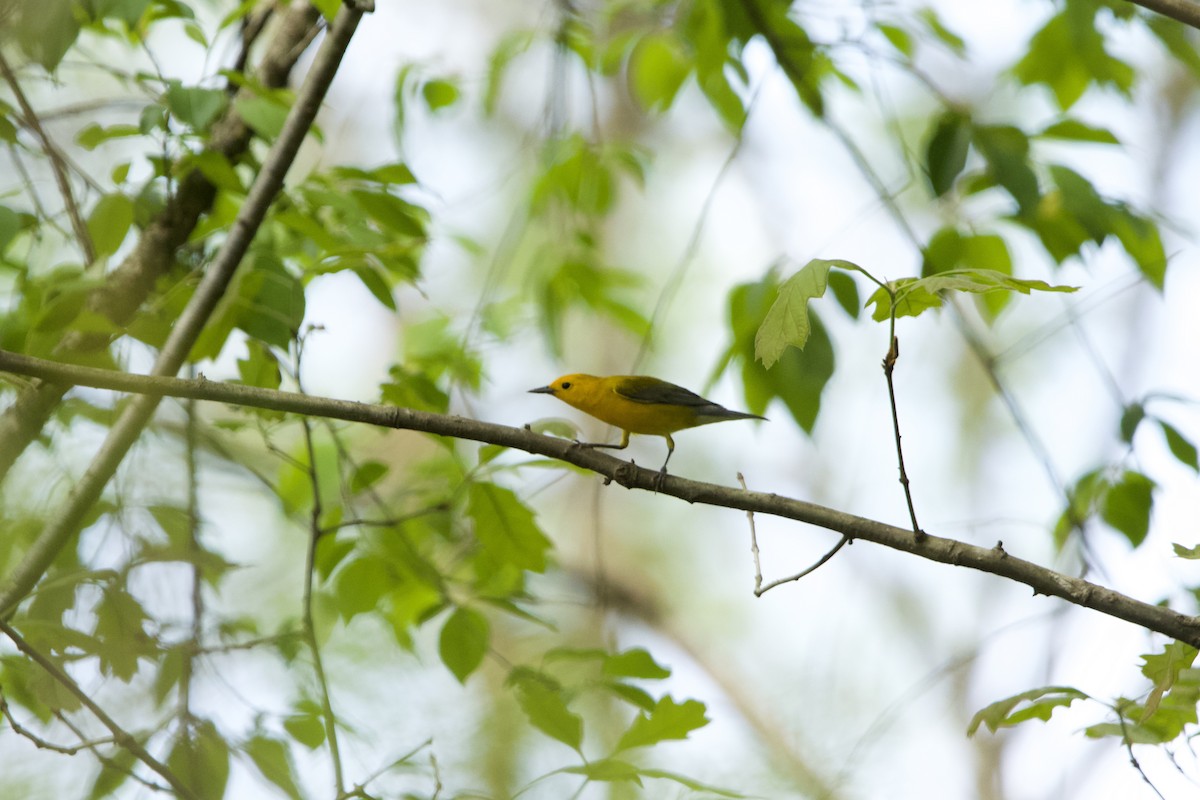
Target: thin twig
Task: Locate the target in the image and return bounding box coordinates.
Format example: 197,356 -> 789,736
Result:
54,710 -> 174,794
0,1 -> 371,621
0,621 -> 198,800
740,472 -> 854,596
0,52 -> 96,263
296,336 -> 346,797
0,687 -> 117,754
3,351 -> 1200,647
882,333 -> 923,538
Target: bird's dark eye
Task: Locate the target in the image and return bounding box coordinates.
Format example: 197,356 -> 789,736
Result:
561,382 -> 572,390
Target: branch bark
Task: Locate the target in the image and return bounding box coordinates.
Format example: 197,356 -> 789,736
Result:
1125,0 -> 1200,29
0,2 -> 371,621
1,348 -> 1197,647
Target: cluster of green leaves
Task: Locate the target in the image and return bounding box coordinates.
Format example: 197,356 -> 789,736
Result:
969,642 -> 1200,750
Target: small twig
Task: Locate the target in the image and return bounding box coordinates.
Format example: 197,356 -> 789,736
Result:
1116,699 -> 1168,800
0,687 -> 116,754
739,473 -> 850,596
54,710 -> 173,794
881,331 -> 923,539
0,621 -> 198,800
295,334 -> 346,797
0,51 -> 96,263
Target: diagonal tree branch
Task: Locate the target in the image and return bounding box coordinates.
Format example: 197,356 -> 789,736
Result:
0,0 -> 322,484
1124,0 -> 1200,29
0,1 -> 372,622
1,348 -> 1197,647
0,620 -> 199,800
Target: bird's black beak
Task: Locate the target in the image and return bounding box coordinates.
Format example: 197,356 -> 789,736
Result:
529,385 -> 555,395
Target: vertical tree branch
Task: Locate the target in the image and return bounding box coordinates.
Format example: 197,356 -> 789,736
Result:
0,1 -> 373,620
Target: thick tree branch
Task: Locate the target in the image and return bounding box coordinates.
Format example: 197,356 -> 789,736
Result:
1,349 -> 1198,647
0,0 -> 322,483
0,2 -> 371,621
1125,0 -> 1200,30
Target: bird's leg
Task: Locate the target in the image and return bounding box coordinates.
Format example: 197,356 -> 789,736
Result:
577,429 -> 630,452
652,434 -> 675,492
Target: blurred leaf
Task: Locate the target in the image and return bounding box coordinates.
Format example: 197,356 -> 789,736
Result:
1173,543 -> 1200,559
94,587 -> 156,681
351,460 -> 389,492
236,340 -> 282,390
603,648 -> 671,680
878,23 -> 914,58
439,607 -> 490,683
1147,16 -> 1200,79
13,0 -> 80,71
87,194 -> 134,259
973,125 -> 1039,214
334,554 -> 391,620
968,686 -> 1089,735
167,719 -> 230,800
917,7 -> 965,55
616,695 -> 709,752
1119,402 -> 1145,443
509,667 -> 583,751
88,747 -> 137,799
562,758 -> 641,784
925,110 -> 971,197
421,78 -> 460,111
76,123 -> 141,151
235,95 -> 291,141
284,700 -> 326,749
1158,420 -> 1198,472
243,735 -> 304,800
630,32 -> 692,112
827,270 -> 860,318
166,81 -> 228,132
467,483 -> 551,573
1036,119 -> 1119,144
1100,470 -> 1155,548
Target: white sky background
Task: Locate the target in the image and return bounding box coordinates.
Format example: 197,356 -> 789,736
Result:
1,1 -> 1199,798
292,1 -> 1200,798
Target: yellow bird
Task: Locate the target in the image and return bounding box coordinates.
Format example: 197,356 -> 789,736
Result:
529,374 -> 765,479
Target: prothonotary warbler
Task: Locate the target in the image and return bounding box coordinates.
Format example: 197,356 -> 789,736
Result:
529,374 -> 765,481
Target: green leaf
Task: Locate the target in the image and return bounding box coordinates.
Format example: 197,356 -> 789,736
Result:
616,695 -> 709,752
333,555 -> 390,620
973,125 -> 1039,214
236,340 -> 282,390
284,700 -> 326,749
827,270 -> 860,318
76,123 -> 141,151
603,648 -> 671,680
166,82 -> 228,132
467,483 -> 551,573
917,7 -> 965,56
1158,420 -> 1198,472
439,607 -> 490,684
1173,543 -> 1200,559
87,194 -> 134,259
1037,119 -> 1119,144
14,0 -> 80,72
755,258 -> 859,367
1100,470 -> 1155,548
167,719 -> 230,800
351,460 -> 389,492
878,23 -> 913,58
94,587 -> 155,681
235,95 -> 291,141
421,78 -> 460,111
968,686 -> 1089,735
509,667 -> 583,751
243,735 -> 303,800
562,758 -> 642,784
867,270 -> 1076,321
88,747 -> 137,799
1119,402 -> 1145,443
629,32 -> 692,112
